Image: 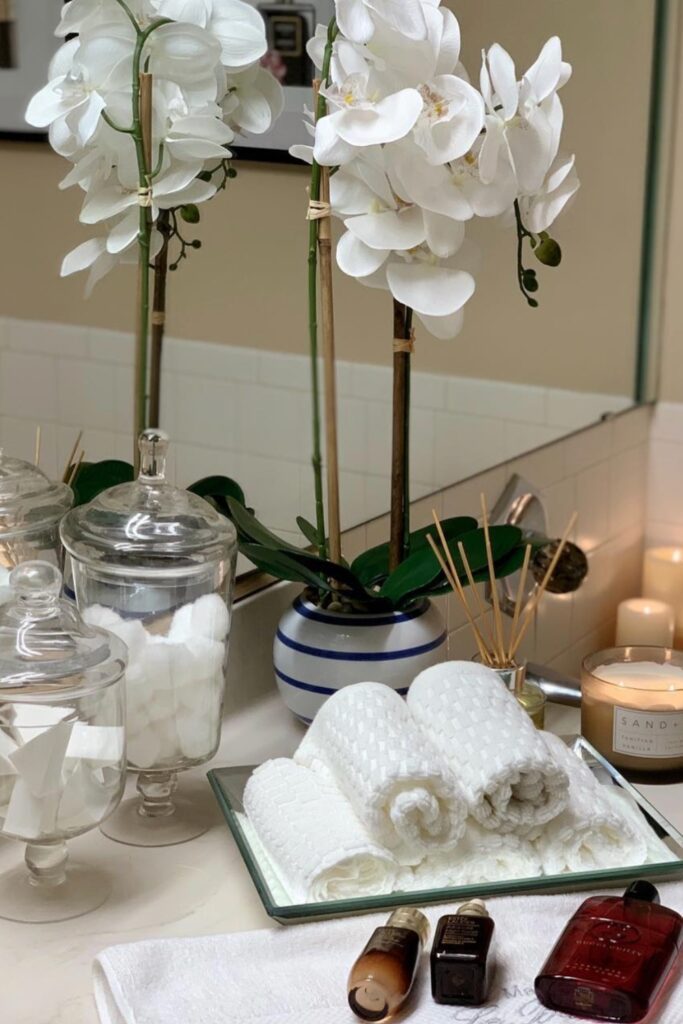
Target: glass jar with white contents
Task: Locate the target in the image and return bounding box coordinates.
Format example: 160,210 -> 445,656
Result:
0,450 -> 73,591
60,429 -> 237,848
0,561 -> 127,923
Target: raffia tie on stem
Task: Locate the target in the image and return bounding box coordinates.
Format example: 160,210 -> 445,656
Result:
137,186 -> 153,207
306,199 -> 331,221
393,330 -> 415,355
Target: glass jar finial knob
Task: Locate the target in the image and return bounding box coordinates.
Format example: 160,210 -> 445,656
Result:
9,561 -> 62,614
138,429 -> 169,483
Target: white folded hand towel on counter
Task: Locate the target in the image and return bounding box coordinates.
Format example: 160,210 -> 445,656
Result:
535,733 -> 657,875
409,820 -> 542,889
243,758 -> 398,902
295,682 -> 467,865
93,884 -> 683,1024
407,662 -> 569,834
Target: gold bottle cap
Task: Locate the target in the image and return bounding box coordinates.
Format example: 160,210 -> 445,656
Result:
457,899 -> 489,918
387,907 -> 430,946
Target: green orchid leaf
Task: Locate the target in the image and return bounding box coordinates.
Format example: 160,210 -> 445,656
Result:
227,498 -> 302,553
352,516 -> 477,588
284,549 -> 380,601
380,524 -> 522,607
240,543 -> 335,593
188,476 -> 246,517
471,544 -> 528,583
296,516 -> 321,549
71,460 -> 134,507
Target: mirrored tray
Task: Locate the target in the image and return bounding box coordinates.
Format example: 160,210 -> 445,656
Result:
208,737 -> 683,924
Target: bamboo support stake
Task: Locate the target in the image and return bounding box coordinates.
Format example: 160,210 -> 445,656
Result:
317,163 -> 342,563
508,512 -> 578,662
389,300 -> 411,570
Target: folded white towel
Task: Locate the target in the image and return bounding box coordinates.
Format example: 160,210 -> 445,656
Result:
93,884 -> 683,1024
295,682 -> 466,865
408,819 -> 542,889
243,758 -> 398,902
602,785 -> 678,865
535,734 -> 652,874
407,662 -> 569,834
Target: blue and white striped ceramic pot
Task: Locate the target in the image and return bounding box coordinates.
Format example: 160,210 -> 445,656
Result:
273,596 -> 448,723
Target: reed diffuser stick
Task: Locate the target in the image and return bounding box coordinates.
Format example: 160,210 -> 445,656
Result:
66,450 -> 84,489
507,544 -> 532,663
62,430 -> 83,484
34,426 -> 41,468
481,493 -> 507,665
456,539 -> 499,661
426,533 -> 491,664
508,512 -> 578,661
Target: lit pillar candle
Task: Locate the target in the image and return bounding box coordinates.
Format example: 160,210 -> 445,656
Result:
643,547 -> 683,636
615,599 -> 675,648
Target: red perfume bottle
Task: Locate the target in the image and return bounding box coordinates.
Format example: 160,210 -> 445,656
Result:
535,880 -> 683,1022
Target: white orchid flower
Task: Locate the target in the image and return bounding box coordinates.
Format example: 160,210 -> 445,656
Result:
57,0 -> 153,37
26,36 -> 132,146
364,2 -> 459,90
518,152 -> 580,234
413,74 -> 484,165
225,65 -> 284,135
153,0 -> 268,69
314,72 -> 423,164
479,37 -> 569,194
61,223 -> 163,296
336,0 -> 427,46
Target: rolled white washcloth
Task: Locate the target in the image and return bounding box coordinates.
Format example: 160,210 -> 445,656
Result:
407,820 -> 542,889
407,662 -> 569,834
243,758 -> 399,903
295,682 -> 467,865
535,734 -> 654,874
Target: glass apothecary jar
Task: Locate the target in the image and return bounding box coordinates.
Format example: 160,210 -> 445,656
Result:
60,430 -> 237,847
0,561 -> 127,922
0,449 -> 72,591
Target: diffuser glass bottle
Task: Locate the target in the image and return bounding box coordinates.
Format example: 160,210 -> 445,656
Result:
0,561 -> 126,922
60,430 -> 237,848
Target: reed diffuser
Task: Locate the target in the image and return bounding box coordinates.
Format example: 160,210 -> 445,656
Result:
428,500 -> 578,728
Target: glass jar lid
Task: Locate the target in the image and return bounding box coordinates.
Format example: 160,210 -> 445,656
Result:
0,449 -> 72,536
0,562 -> 127,697
60,430 -> 236,567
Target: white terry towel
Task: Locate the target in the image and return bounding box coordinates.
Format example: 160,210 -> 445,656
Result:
407,661 -> 569,834
535,734 -> 669,875
243,758 -> 398,902
295,682 -> 467,865
93,884 -> 683,1024
408,820 -> 542,889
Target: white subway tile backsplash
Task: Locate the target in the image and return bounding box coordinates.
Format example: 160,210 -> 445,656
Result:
175,375 -> 240,448
1,350 -> 58,421
88,328 -> 134,365
7,319 -> 88,359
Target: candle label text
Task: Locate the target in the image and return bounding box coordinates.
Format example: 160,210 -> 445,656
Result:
613,706 -> 683,758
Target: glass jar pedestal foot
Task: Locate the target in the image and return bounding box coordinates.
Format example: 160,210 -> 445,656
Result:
100,771 -> 209,847
0,841 -> 110,923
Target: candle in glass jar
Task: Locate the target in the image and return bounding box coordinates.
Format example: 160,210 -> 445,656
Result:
581,649 -> 683,778
643,547 -> 683,635
615,598 -> 675,647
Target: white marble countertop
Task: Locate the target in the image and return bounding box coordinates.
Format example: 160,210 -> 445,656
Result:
2,696 -> 682,1024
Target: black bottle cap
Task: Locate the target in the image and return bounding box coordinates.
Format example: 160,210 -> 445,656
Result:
624,880 -> 660,904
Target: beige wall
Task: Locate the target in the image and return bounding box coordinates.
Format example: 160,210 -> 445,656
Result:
0,0 -> 655,394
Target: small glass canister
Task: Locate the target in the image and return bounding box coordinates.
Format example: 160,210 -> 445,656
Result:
60,430 -> 238,847
582,647 -> 683,782
474,657 -> 546,729
0,450 -> 72,589
0,561 -> 127,923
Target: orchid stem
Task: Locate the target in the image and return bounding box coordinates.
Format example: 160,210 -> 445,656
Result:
307,19 -> 337,561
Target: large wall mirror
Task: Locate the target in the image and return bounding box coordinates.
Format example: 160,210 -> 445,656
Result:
0,0 -> 670,578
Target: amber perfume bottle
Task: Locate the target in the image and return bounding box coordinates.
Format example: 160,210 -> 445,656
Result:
431,900 -> 495,1006
535,880 -> 683,1022
347,908 -> 430,1021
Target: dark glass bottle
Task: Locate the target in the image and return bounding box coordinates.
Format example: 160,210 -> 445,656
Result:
347,908 -> 430,1021
535,880 -> 683,1022
431,900 -> 495,1006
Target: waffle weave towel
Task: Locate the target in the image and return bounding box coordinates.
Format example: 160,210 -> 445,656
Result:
408,820 -> 542,888
295,682 -> 467,865
243,758 -> 398,902
536,733 -> 677,874
407,661 -> 569,834
93,884 -> 683,1024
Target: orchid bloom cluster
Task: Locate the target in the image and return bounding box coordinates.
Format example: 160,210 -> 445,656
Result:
26,0 -> 283,294
295,0 -> 580,339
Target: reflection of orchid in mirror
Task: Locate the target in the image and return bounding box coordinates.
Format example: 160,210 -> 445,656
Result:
295,3 -> 580,338
26,0 -> 283,294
